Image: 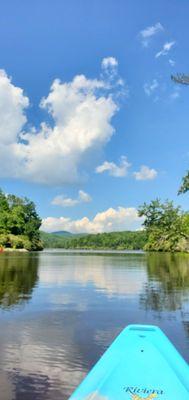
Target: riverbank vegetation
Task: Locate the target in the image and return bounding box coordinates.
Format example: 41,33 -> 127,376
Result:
40,230 -> 148,250
0,187 -> 188,252
139,199 -> 189,252
0,190 -> 43,251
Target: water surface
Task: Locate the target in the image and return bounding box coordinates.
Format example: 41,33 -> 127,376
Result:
0,250 -> 189,399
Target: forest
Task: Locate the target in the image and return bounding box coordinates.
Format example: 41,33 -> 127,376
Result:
40,230 -> 148,250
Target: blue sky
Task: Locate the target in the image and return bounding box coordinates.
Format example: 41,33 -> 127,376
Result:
0,0 -> 188,233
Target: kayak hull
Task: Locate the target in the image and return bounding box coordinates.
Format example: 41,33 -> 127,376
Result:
69,325 -> 189,400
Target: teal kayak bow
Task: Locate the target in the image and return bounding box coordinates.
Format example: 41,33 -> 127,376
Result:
69,324 -> 189,400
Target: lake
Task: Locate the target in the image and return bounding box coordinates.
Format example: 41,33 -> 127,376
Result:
0,250 -> 189,399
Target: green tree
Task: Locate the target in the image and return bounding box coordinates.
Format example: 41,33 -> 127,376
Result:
178,170 -> 189,194
0,189 -> 43,250
23,199 -> 41,240
7,195 -> 26,235
0,190 -> 9,234
171,74 -> 189,195
138,199 -> 189,252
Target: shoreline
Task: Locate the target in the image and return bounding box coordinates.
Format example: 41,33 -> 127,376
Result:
2,248 -> 29,252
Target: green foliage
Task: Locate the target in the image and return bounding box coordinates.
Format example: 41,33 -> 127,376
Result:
41,230 -> 148,250
0,234 -> 10,247
138,199 -> 189,252
0,189 -> 43,251
178,170 -> 189,194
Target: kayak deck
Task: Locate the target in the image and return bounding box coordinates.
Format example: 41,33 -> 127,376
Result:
69,324 -> 189,400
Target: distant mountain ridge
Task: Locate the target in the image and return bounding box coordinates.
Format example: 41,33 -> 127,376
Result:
40,230 -> 148,250
52,230 -> 73,236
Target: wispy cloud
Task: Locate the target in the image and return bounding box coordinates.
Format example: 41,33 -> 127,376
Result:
169,59 -> 175,67
155,41 -> 175,58
101,57 -> 120,83
101,57 -> 118,69
139,22 -> 164,47
52,190 -> 92,207
133,165 -> 157,181
95,156 -> 131,177
144,79 -> 159,96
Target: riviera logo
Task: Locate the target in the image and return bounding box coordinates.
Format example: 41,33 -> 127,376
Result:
124,386 -> 164,399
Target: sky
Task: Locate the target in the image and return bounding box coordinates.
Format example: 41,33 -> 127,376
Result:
0,0 -> 188,233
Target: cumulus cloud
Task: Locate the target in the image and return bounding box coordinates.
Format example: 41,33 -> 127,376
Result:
95,156 -> 131,177
51,190 -> 92,207
144,79 -> 159,96
0,70 -> 29,145
155,41 -> 175,58
0,59 -> 125,185
41,206 -> 143,233
139,22 -> 164,47
133,165 -> 157,181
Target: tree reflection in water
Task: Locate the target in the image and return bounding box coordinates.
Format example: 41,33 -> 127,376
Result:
0,253 -> 39,309
140,253 -> 189,312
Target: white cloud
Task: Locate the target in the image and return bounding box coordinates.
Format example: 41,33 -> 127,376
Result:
0,59 -> 125,185
101,57 -> 127,95
78,190 -> 92,203
139,22 -> 164,47
52,190 -> 92,207
51,196 -> 78,207
41,206 -> 143,233
169,59 -> 175,67
95,156 -> 131,177
101,57 -> 118,69
133,165 -> 157,181
144,79 -> 159,96
0,70 -> 29,145
155,41 -> 175,58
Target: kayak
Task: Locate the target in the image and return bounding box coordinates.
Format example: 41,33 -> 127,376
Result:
69,324 -> 189,400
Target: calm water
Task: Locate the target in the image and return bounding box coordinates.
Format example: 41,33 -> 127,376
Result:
0,250 -> 189,399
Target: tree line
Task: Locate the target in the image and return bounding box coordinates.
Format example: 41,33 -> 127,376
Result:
0,180 -> 188,252
40,230 -> 148,250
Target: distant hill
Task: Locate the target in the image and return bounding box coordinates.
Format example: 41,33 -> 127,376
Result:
52,230 -> 73,236
50,231 -> 87,237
